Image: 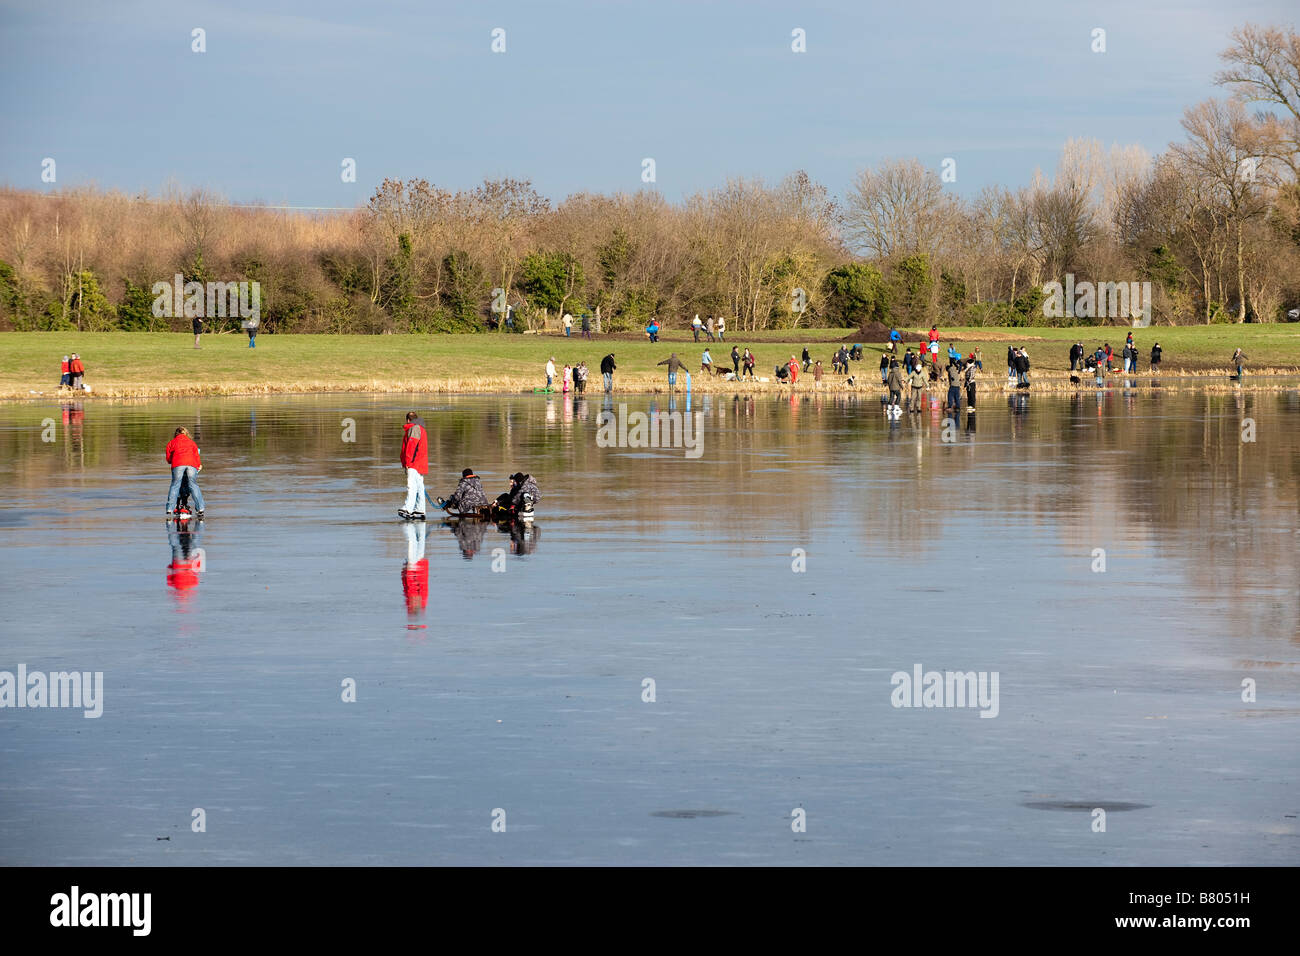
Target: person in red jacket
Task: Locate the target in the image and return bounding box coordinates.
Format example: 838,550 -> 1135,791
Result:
164,426 -> 205,517
399,411 -> 429,520
59,356 -> 70,387
787,356 -> 799,384
68,353 -> 86,389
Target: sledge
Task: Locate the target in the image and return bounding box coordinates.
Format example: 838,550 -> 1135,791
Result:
442,494 -> 536,524
442,508 -> 491,521
444,505 -> 535,523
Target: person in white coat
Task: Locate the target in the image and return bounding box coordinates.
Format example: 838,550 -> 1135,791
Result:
545,357 -> 556,389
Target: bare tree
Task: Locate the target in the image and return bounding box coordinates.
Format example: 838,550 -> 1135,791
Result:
1216,23 -> 1300,177
842,158 -> 956,260
1172,98 -> 1273,321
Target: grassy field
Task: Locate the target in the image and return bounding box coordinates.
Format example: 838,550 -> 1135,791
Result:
2,326 -> 1298,399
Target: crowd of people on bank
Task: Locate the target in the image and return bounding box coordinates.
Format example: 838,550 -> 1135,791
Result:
535,322 -> 1206,397
1066,332 -> 1165,380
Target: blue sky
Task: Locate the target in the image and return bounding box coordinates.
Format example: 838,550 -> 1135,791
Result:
1,0 -> 1294,208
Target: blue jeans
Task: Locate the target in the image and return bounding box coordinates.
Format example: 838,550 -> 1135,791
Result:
603,372 -> 612,392
167,466 -> 205,512
668,371 -> 677,386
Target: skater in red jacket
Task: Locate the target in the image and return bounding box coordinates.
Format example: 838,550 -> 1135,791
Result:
164,427 -> 205,517
399,411 -> 429,520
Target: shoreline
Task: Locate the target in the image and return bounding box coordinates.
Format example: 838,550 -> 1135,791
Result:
7,368 -> 1300,402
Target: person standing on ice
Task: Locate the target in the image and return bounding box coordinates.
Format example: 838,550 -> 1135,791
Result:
165,426 -> 206,518
398,411 -> 428,520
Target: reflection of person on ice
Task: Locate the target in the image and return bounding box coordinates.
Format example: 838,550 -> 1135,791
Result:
398,411 -> 428,521
401,522 -> 428,616
166,522 -> 204,603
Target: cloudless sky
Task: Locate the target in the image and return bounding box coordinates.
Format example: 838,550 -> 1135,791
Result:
1,0 -> 1295,208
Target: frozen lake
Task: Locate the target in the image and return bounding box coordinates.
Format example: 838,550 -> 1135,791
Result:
1,389 -> 1298,865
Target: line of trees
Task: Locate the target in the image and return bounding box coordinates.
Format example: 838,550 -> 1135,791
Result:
2,22 -> 1299,334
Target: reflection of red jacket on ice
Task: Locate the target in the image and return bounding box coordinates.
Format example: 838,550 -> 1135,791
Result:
167,557 -> 201,600
401,421 -> 428,473
168,563 -> 200,589
165,434 -> 202,469
402,560 -> 428,614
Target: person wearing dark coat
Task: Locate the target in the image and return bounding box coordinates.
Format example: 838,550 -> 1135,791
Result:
886,361 -> 904,408
1014,349 -> 1030,386
494,472 -> 540,518
439,468 -> 489,514
600,353 -> 616,392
